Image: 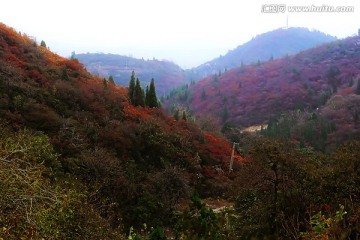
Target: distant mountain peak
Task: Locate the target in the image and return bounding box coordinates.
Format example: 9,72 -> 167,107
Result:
186,27 -> 336,80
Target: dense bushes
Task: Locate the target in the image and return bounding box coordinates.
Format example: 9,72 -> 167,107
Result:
0,125 -> 123,239
228,137 -> 360,239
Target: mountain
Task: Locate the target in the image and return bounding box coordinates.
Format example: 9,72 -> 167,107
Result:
76,53 -> 188,96
186,27 -> 337,80
76,28 -> 335,92
166,35 -> 360,149
0,23 -> 242,238
2,23 -> 360,240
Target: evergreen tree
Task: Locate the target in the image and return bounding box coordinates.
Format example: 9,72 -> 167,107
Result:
148,227 -> 167,240
142,88 -> 146,105
354,111 -> 359,124
108,75 -> 115,85
40,40 -> 46,48
103,78 -> 108,89
221,106 -> 229,123
145,85 -> 150,106
61,67 -> 70,81
133,78 -> 145,107
174,109 -> 180,121
147,78 -> 158,108
349,78 -> 354,87
70,51 -> 77,60
327,66 -> 340,94
182,111 -> 187,121
128,71 -> 136,104
201,88 -> 206,100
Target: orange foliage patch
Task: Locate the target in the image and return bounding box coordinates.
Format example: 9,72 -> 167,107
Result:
339,87 -> 354,96
203,133 -> 243,165
124,105 -> 152,120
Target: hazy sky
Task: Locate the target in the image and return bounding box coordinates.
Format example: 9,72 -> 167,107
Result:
1,0 -> 360,68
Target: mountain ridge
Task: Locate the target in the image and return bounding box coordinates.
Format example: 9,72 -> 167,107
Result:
76,52 -> 188,96
186,27 -> 337,79
165,34 -> 360,150
76,27 -> 336,94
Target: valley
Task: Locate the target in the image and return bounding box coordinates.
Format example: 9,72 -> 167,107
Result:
1,21 -> 360,239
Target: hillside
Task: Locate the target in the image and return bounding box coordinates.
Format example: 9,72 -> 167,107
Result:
76,53 -> 188,96
3,22 -> 360,239
166,35 -> 360,148
186,27 -> 336,80
0,23 -> 243,239
76,28 -> 335,91
75,28 -> 336,92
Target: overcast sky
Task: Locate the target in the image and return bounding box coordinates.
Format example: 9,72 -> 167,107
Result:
1,0 -> 360,68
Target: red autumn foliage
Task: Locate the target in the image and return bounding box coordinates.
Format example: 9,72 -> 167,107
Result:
339,87 -> 354,96
167,36 -> 360,129
0,22 -> 241,186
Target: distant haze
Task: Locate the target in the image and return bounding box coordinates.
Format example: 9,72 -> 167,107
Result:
1,0 -> 359,68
